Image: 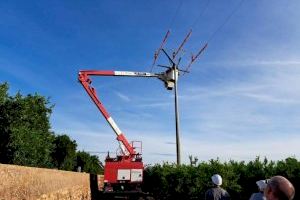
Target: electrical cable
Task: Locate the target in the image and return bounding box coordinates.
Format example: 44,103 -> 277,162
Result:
191,0 -> 211,28
207,0 -> 246,42
150,0 -> 246,73
169,0 -> 184,29
183,0 -> 246,73
149,0 -> 183,72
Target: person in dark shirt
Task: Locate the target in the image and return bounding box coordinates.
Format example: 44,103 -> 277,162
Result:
205,174 -> 230,200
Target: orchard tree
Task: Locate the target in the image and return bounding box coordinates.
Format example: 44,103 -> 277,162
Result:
52,134 -> 77,170
75,151 -> 103,174
0,83 -> 10,162
0,82 -> 8,104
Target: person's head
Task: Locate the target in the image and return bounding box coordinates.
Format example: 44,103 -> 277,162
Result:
211,174 -> 222,186
256,179 -> 268,192
264,176 -> 295,200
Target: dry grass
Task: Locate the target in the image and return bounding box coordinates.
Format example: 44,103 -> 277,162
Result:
0,164 -> 90,200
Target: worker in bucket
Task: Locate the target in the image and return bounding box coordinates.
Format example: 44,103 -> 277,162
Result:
264,176 -> 295,200
205,174 -> 230,200
249,179 -> 268,200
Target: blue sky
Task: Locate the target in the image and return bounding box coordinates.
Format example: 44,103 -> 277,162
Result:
1,0 -> 300,164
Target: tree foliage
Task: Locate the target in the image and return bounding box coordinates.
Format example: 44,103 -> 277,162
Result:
0,83 -> 54,167
52,134 -> 77,170
143,157 -> 300,200
0,82 -> 8,105
75,151 -> 103,174
0,82 -> 102,173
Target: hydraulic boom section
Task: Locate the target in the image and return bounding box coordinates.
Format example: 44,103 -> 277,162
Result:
78,70 -> 136,158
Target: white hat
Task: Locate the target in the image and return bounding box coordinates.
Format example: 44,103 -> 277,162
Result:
211,174 -> 222,186
256,180 -> 267,191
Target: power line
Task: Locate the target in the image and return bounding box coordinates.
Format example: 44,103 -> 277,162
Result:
207,0 -> 246,42
191,0 -> 211,28
169,0 -> 184,29
181,0 -> 245,73
151,0 -> 246,73
149,0 -> 183,72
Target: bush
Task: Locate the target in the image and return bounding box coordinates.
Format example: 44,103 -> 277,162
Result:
143,157 -> 300,200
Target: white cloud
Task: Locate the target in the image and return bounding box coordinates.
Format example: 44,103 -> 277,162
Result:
201,60 -> 300,68
241,93 -> 299,104
136,102 -> 172,108
115,91 -> 131,102
182,133 -> 300,162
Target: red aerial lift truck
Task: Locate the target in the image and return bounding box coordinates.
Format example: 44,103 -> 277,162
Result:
78,69 -> 177,198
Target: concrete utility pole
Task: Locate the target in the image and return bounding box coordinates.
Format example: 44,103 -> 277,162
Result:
173,64 -> 181,165
154,29 -> 207,166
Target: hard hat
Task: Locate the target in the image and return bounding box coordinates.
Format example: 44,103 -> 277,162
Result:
211,174 -> 222,186
256,180 -> 267,191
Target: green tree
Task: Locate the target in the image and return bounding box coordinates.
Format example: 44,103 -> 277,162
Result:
52,134 -> 77,170
0,82 -> 8,104
75,151 -> 102,174
0,83 -> 10,162
0,83 -> 54,167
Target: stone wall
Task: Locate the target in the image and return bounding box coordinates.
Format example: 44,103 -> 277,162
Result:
0,164 -> 91,200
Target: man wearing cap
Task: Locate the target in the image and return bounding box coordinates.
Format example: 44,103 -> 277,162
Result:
249,180 -> 267,200
264,176 -> 295,200
205,174 -> 230,200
